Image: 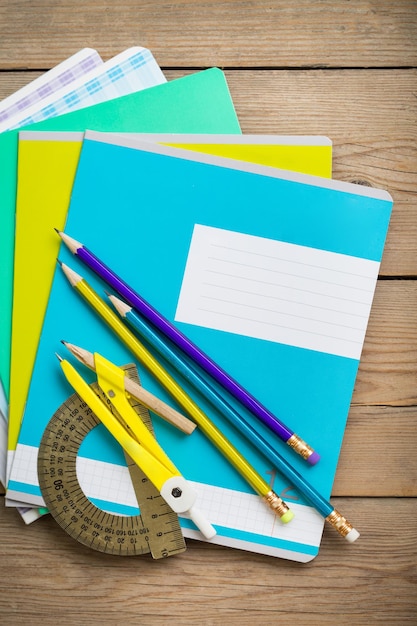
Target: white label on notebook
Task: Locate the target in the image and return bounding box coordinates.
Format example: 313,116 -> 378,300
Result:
175,224 -> 379,360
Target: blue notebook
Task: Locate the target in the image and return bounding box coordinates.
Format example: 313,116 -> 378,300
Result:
9,131 -> 393,562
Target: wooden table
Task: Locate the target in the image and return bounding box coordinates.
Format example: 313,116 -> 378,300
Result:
0,2 -> 416,623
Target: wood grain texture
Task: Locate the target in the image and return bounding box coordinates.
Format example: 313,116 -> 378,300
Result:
353,280 -> 417,406
334,405 -> 417,496
0,1 -> 416,69
0,1 -> 416,620
0,498 -> 416,624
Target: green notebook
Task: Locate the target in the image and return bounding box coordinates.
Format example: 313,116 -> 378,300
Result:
0,68 -> 241,399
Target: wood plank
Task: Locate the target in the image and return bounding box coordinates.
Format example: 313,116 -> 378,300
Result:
334,405 -> 417,496
0,72 -> 44,98
1,68 -> 415,275
353,280 -> 417,406
0,1 -> 416,69
0,497 -> 415,623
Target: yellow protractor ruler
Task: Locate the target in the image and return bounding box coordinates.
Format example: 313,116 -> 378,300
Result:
37,363 -> 186,558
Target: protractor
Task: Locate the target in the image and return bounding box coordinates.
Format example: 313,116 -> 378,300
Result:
37,363 -> 186,558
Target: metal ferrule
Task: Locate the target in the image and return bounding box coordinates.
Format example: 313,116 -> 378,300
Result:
326,509 -> 354,537
263,490 -> 291,518
286,433 -> 315,460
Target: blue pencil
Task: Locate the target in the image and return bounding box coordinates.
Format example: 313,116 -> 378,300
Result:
108,293 -> 359,542
57,229 -> 319,465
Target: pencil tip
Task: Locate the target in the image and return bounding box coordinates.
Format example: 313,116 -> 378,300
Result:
57,261 -> 83,287
54,227 -> 59,233
57,231 -> 82,253
108,294 -> 131,317
57,258 -> 62,266
60,340 -> 67,345
55,353 -> 63,362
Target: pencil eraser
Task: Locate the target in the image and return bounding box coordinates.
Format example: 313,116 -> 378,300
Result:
280,510 -> 295,524
345,528 -> 360,543
307,450 -> 320,465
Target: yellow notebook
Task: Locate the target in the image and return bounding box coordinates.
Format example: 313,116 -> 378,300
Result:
7,132 -> 332,484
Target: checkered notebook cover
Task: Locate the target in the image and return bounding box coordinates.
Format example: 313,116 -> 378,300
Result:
4,47 -> 166,132
0,48 -> 103,128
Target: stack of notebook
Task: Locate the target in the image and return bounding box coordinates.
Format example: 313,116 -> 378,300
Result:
0,47 -> 393,562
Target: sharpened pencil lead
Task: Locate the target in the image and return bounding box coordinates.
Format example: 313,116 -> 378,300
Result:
59,261 -> 83,287
54,229 -> 81,254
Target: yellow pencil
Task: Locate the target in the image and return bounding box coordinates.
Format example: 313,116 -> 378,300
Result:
58,354 -> 179,484
59,261 -> 294,524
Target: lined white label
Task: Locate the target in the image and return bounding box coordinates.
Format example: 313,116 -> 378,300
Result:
175,225 -> 379,360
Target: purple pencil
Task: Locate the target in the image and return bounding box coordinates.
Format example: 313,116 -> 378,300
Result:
57,229 -> 320,465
